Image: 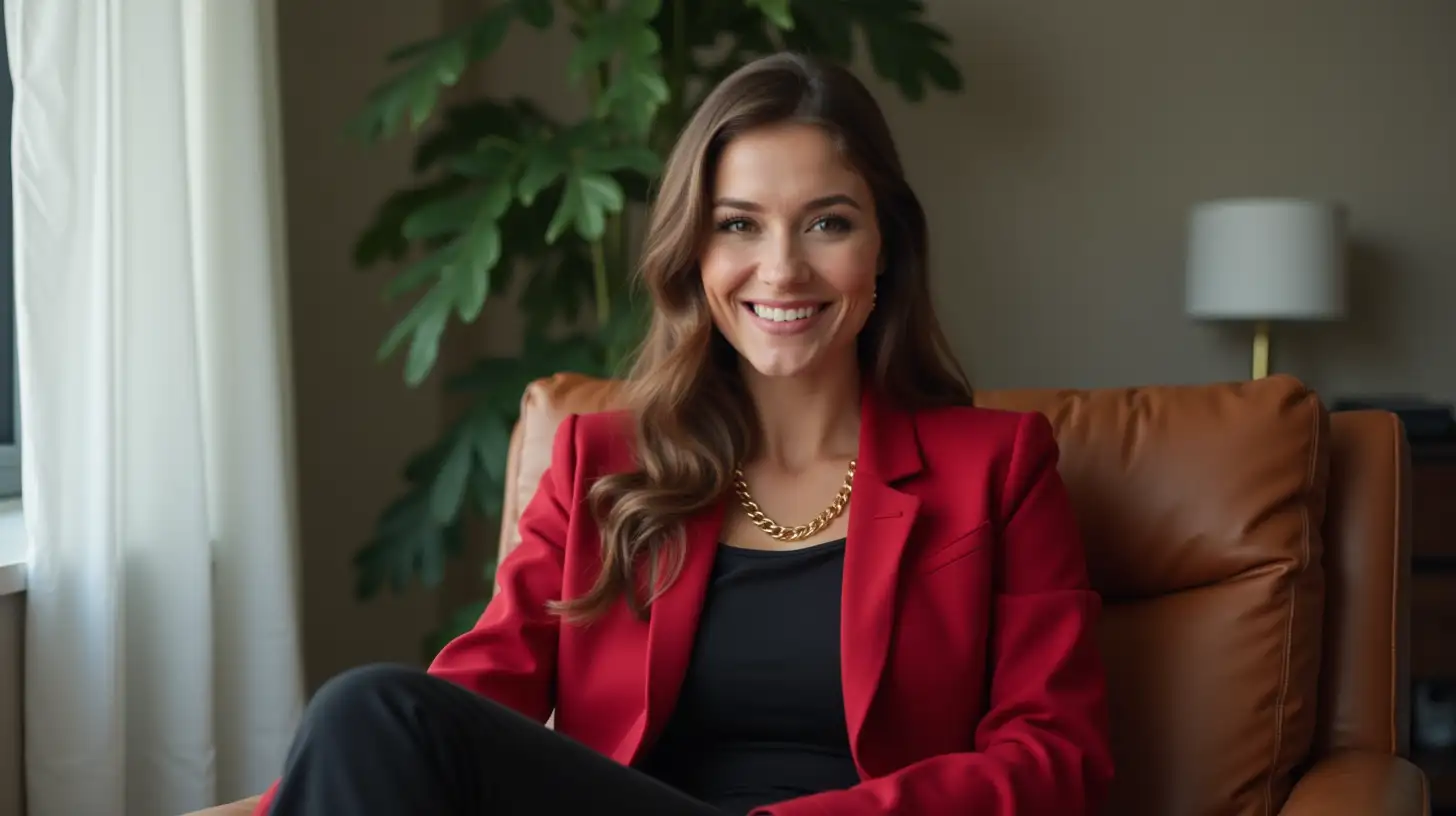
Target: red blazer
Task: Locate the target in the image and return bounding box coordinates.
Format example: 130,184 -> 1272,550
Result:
256,387 -> 1114,815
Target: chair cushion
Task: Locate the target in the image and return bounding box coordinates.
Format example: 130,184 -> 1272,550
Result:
977,375 -> 1328,815
499,374 -> 624,561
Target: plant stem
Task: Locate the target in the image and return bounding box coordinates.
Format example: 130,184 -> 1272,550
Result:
662,0 -> 688,151
602,205 -> 626,295
575,0 -> 612,329
591,239 -> 610,326
617,209 -> 631,283
673,0 -> 686,96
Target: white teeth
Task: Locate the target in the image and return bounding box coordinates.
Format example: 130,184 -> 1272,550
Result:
751,304 -> 819,322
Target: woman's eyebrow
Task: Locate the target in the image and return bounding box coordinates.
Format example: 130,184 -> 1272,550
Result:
711,194 -> 863,212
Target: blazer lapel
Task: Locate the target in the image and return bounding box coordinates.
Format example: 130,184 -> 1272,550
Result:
628,498 -> 724,764
842,387 -> 923,773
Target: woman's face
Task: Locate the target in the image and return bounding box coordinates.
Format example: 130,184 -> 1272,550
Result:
700,122 -> 882,382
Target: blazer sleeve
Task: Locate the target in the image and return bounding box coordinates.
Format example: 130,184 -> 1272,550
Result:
249,415 -> 581,816
425,412 -> 581,722
755,411 -> 1115,816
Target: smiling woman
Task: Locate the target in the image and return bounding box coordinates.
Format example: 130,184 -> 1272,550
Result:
262,52 -> 1113,816
701,123 -> 881,381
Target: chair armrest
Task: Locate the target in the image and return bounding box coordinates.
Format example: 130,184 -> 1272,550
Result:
1279,751 -> 1428,815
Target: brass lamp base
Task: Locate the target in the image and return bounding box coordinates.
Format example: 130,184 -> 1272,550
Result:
1252,321 -> 1271,380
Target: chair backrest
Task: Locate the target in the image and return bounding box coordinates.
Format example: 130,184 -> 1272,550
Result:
496,373 -> 1410,815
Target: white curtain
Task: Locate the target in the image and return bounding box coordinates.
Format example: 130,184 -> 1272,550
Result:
8,0 -> 305,813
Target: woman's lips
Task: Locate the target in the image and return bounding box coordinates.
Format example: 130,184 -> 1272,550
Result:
742,301 -> 829,335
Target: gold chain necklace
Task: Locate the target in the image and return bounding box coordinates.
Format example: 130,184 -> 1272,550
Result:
733,460 -> 857,542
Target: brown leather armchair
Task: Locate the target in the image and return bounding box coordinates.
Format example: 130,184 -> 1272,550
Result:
192,373 -> 1428,815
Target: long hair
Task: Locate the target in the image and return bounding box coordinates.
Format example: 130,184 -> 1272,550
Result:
550,52 -> 971,623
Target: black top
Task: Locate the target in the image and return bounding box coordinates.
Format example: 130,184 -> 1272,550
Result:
638,538 -> 860,814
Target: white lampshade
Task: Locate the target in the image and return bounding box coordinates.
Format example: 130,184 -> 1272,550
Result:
1185,198 -> 1347,321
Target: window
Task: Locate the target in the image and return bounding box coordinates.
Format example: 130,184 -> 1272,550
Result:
0,16 -> 18,500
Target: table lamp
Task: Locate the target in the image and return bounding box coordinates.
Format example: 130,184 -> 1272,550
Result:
1184,198 -> 1347,379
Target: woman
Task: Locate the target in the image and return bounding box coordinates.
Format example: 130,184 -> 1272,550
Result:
260,52 -> 1112,815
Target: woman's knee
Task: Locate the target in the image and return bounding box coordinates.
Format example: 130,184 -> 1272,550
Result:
294,663 -> 516,763
304,663 -> 429,726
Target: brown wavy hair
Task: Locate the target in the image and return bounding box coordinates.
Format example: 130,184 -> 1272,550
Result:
550,52 -> 972,624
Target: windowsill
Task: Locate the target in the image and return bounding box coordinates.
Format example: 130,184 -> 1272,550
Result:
0,498 -> 26,596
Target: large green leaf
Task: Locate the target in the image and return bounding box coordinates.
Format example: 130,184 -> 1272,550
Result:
354,488 -> 462,598
784,0 -> 963,101
595,65 -> 671,139
748,0 -> 794,30
405,287 -> 451,385
377,174 -> 513,376
355,374 -> 522,603
467,6 -> 515,57
568,0 -> 670,139
384,242 -> 460,300
515,0 -> 555,29
350,9 -> 517,140
378,283 -> 445,361
546,171 -> 625,243
429,430 -> 475,523
375,181 -> 561,317
413,99 -> 550,174
569,2 -> 662,81
402,188 -> 491,241
362,46 -> 466,138
469,410 -> 514,485
516,142 -> 569,206
444,137 -> 522,180
451,222 -> 500,322
353,177 -> 468,268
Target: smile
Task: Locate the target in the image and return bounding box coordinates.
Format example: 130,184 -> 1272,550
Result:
747,303 -> 824,323
742,301 -> 830,336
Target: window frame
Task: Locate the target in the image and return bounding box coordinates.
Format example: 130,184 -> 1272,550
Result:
0,11 -> 19,501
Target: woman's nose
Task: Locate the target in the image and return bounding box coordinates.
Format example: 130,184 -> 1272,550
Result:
756,232 -> 809,286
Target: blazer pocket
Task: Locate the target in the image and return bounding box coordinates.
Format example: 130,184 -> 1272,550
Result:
916,522 -> 994,575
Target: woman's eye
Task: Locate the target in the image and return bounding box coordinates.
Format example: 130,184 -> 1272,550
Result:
810,215 -> 852,233
716,217 -> 754,233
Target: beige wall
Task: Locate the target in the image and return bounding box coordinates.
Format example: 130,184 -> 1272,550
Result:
880,0 -> 1456,401
276,0 -> 451,691
274,0 -> 1456,688
0,594 -> 21,816
481,0 -> 1456,402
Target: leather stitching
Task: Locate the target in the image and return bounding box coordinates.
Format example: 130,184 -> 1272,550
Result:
1263,397 -> 1320,815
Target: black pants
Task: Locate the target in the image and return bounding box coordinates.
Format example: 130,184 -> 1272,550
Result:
269,663 -> 724,815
